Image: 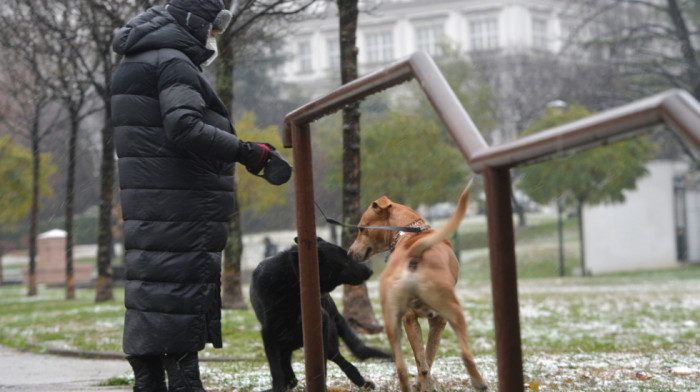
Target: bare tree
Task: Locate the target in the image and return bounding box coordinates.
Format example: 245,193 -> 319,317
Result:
66,0 -> 150,302
26,1 -> 103,299
574,0 -> 699,100
0,3 -> 60,296
565,0 -> 700,161
5,0 -> 147,301
81,1 -> 116,302
336,0 -> 382,334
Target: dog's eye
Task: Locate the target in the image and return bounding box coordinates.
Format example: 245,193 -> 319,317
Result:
358,228 -> 365,233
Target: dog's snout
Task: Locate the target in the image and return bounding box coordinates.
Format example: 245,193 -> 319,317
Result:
347,246 -> 372,262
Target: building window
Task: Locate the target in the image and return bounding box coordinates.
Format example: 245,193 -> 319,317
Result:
298,41 -> 312,74
532,17 -> 548,50
415,24 -> 444,56
469,18 -> 498,51
365,30 -> 394,64
327,37 -> 340,70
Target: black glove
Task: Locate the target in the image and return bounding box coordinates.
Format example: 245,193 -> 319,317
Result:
238,142 -> 292,185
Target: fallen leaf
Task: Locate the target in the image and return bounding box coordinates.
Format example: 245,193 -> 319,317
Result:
635,372 -> 652,381
327,387 -> 351,392
526,379 -> 541,390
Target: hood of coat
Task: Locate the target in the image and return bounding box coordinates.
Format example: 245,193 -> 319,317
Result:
112,6 -> 213,66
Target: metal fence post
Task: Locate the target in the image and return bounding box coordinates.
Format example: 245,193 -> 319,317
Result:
483,166 -> 524,392
290,123 -> 326,392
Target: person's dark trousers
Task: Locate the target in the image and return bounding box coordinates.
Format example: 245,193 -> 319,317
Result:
164,352 -> 206,392
126,355 -> 167,392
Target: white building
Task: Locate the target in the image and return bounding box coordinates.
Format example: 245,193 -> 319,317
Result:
583,160 -> 700,275
275,0 -> 578,98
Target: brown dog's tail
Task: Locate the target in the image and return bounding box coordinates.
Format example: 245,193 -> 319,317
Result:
408,179 -> 473,258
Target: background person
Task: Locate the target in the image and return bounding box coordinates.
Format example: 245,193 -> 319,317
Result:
263,236 -> 277,258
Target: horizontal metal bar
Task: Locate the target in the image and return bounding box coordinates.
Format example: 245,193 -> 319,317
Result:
283,57 -> 414,148
468,89 -> 700,172
283,52 -> 489,163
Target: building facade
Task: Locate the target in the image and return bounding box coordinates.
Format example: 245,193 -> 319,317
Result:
275,0 -> 577,97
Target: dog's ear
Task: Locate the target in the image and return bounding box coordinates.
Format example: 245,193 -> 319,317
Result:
371,196 -> 392,217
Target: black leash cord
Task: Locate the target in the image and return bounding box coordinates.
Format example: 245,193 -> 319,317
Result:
314,201 -> 427,233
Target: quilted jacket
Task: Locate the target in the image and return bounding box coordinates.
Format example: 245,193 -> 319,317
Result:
111,6 -> 240,356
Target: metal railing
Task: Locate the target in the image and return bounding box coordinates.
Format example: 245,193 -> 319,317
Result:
282,50 -> 700,392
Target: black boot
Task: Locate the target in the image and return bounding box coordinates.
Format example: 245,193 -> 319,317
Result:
126,355 -> 167,392
164,352 -> 206,392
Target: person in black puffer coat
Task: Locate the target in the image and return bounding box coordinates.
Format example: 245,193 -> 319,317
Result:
111,1 -> 292,391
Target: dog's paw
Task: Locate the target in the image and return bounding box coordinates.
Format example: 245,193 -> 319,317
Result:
472,380 -> 489,391
360,381 -> 376,390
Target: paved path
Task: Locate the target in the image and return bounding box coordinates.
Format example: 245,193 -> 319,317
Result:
0,345 -> 131,391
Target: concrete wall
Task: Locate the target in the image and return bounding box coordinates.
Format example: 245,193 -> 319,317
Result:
583,161 -> 687,275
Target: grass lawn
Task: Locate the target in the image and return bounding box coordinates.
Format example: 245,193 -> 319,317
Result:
1,214 -> 699,391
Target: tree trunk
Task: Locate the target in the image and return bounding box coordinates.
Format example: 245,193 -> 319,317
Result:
338,0 -> 382,334
95,121 -> 115,302
28,117 -> 40,297
217,14 -> 247,310
222,181 -> 248,309
65,107 -> 78,300
93,4 -> 117,301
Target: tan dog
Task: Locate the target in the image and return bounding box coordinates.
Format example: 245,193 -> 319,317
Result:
348,181 -> 488,392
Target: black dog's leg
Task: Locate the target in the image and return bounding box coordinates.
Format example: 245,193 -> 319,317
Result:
324,310 -> 376,390
261,328 -> 298,392
279,347 -> 298,392
280,325 -> 304,391
322,294 -> 392,361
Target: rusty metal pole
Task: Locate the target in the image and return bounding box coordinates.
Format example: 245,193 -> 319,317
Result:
290,123 -> 326,392
483,166 -> 523,392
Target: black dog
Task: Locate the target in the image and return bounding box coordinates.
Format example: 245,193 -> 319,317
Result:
250,237 -> 391,392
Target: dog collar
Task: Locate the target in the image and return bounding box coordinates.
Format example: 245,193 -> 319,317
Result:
390,219 -> 430,252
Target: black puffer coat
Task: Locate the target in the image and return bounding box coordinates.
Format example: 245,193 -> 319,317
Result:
111,6 -> 241,356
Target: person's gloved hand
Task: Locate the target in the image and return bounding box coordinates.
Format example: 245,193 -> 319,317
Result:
238,142 -> 292,185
